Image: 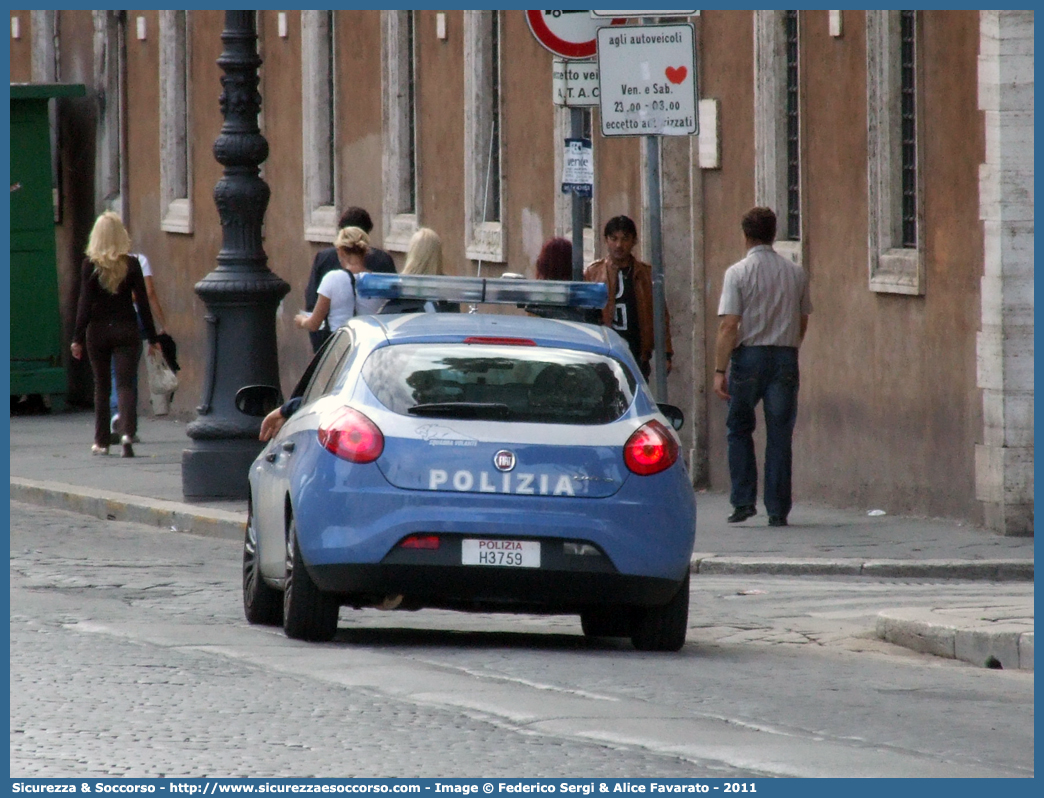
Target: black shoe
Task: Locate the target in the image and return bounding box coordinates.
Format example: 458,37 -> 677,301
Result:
727,505 -> 757,523
120,435 -> 135,458
768,515 -> 788,527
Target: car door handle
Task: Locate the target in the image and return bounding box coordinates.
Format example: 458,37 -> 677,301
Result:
281,441 -> 296,454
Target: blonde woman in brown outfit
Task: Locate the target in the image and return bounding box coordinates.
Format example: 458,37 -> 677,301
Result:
71,212 -> 159,457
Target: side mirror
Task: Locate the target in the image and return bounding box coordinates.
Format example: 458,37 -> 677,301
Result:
658,403 -> 684,431
235,385 -> 284,417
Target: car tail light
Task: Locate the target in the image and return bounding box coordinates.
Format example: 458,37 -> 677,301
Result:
624,420 -> 679,476
317,407 -> 384,463
400,534 -> 440,550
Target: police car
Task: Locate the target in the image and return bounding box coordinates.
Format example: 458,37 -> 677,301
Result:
237,274 -> 697,651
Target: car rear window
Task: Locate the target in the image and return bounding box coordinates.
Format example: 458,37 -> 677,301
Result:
361,344 -> 636,425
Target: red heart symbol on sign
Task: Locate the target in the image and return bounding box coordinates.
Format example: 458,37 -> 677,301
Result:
665,66 -> 687,85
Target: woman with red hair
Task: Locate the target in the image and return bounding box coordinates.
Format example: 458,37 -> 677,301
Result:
529,237 -> 599,322
535,237 -> 573,281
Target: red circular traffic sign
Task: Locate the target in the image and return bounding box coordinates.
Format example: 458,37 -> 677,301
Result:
526,10 -> 624,60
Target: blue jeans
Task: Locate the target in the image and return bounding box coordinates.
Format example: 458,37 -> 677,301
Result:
726,345 -> 800,518
110,358 -> 139,414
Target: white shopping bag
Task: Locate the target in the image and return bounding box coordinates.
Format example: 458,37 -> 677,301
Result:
145,348 -> 178,415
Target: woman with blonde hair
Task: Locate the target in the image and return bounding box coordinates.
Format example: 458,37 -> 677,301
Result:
380,227 -> 459,313
295,226 -> 383,335
71,211 -> 159,457
403,227 -> 444,276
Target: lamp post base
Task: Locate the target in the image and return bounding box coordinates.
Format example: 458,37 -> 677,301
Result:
182,438 -> 262,501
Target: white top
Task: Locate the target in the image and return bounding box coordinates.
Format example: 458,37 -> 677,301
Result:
718,245 -> 812,348
134,253 -> 152,277
317,269 -> 384,330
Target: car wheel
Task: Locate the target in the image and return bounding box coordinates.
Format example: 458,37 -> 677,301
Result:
580,607 -> 633,638
631,571 -> 690,652
283,518 -> 340,642
243,506 -> 283,626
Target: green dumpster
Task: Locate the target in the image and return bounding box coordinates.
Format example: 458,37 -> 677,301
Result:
9,82 -> 86,407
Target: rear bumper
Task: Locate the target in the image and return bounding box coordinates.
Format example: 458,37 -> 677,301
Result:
309,561 -> 681,612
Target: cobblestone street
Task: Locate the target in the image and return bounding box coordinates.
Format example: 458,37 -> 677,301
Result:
10,502 -> 1034,778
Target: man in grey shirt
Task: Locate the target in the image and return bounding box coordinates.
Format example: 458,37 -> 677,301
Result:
713,207 -> 812,527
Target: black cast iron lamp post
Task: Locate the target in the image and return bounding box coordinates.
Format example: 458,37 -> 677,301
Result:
182,10 -> 289,499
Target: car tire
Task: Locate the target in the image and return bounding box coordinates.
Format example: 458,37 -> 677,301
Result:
580,607 -> 633,638
283,518 -> 340,642
243,507 -> 283,626
631,571 -> 690,652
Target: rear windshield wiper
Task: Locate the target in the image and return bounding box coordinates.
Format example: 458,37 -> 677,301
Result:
407,402 -> 511,420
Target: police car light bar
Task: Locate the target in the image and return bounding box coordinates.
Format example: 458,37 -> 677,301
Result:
356,273 -> 608,309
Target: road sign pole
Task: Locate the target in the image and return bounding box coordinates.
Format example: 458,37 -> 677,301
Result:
570,107 -> 586,281
641,16 -> 668,403
531,8 -> 610,282
646,133 -> 667,403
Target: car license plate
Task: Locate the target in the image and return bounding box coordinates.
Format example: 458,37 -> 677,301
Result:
461,539 -> 540,568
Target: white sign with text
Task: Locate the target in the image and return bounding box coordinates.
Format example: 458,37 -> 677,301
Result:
597,23 -> 698,137
552,58 -> 600,107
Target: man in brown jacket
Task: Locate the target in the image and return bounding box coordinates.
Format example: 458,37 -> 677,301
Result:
584,215 -> 672,380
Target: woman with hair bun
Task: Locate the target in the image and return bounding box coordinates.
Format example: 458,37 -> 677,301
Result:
295,226 -> 384,334
71,211 -> 159,457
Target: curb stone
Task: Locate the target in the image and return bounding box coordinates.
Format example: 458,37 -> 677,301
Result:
692,555 -> 1032,581
695,556 -> 863,576
876,608 -> 1034,671
861,559 -> 1034,581
10,477 -> 245,541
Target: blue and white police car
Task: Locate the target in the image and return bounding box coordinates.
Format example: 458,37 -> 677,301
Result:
237,274 -> 697,651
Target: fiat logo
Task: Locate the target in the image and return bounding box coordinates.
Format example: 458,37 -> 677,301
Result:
494,450 -> 516,472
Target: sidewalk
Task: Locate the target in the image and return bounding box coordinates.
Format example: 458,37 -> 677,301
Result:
9,410 -> 1034,670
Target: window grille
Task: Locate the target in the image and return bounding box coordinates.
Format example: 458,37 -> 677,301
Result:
754,10 -> 802,262
405,11 -> 417,215
899,10 -> 917,248
784,10 -> 800,241
322,10 -> 336,208
865,10 -> 923,294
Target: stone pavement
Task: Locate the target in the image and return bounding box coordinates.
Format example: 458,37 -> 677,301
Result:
8,409 -> 1035,670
